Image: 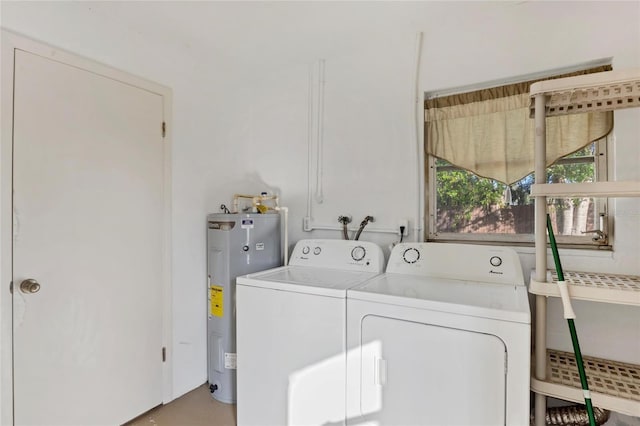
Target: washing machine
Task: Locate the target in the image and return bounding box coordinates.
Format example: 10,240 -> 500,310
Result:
236,239 -> 385,426
346,243 -> 531,426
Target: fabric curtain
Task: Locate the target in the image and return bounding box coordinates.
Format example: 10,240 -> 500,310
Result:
425,66 -> 613,185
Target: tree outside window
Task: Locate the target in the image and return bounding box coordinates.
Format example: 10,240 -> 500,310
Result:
430,140 -> 607,246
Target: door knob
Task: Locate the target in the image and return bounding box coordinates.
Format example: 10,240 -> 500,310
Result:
20,279 -> 40,294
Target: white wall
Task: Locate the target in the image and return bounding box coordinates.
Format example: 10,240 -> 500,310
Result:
2,0 -> 639,407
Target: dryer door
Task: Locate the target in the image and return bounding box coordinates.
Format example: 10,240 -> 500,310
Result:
358,315 -> 506,426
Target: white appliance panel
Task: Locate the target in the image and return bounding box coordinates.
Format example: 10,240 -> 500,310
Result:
288,239 -> 385,272
349,274 -> 530,323
386,243 -> 525,286
237,266 -> 379,297
236,285 -> 346,426
358,315 -> 506,426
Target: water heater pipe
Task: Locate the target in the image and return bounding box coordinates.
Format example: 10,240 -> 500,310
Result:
232,193 -> 278,214
276,206 -> 289,265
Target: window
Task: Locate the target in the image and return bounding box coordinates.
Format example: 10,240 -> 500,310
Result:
427,138 -> 609,246
425,64 -> 612,247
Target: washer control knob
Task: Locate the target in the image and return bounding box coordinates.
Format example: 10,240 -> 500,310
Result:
302,246 -> 310,255
490,256 -> 502,267
242,245 -> 250,252
403,248 -> 420,264
313,247 -> 322,255
351,246 -> 366,261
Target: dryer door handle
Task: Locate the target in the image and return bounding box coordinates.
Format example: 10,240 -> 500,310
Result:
374,357 -> 387,386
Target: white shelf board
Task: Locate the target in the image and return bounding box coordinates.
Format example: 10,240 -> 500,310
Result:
529,270 -> 640,306
530,69 -> 640,96
530,181 -> 640,197
529,69 -> 640,117
531,378 -> 640,417
532,350 -> 640,417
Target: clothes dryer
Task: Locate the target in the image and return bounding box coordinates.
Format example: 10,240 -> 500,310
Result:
236,239 -> 384,426
346,243 -> 531,426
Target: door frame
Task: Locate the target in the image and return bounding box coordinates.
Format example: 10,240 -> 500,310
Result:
0,29 -> 173,424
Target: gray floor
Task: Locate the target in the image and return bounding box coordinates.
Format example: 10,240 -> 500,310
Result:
123,385 -> 640,426
125,384 -> 236,426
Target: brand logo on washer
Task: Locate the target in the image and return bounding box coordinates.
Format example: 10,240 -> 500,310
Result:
489,270 -> 504,275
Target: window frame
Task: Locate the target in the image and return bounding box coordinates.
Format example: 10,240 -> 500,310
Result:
426,135 -> 611,249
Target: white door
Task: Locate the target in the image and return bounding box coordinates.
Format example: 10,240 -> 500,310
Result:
358,315 -> 506,426
12,49 -> 165,425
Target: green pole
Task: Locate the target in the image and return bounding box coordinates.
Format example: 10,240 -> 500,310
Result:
546,214 -> 596,426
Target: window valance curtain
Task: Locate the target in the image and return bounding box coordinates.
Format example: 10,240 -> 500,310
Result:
425,66 -> 613,185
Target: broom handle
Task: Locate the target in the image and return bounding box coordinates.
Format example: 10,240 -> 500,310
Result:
547,214 -> 596,426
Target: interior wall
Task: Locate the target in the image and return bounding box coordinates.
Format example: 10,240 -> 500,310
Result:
2,0 -> 639,405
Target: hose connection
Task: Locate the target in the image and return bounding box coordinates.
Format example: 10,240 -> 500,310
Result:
354,216 -> 374,241
338,215 -> 352,240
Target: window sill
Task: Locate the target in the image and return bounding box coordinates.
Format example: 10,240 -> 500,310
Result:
427,235 -> 613,254
513,245 -> 614,259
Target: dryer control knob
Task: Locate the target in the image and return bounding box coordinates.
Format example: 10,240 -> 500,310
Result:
490,256 -> 502,267
403,248 -> 420,264
313,247 -> 322,255
351,246 -> 366,261
302,246 -> 310,255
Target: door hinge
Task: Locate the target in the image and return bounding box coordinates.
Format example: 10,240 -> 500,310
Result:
162,122 -> 166,138
162,347 -> 166,362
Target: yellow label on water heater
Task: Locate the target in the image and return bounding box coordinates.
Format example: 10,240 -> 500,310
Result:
210,285 -> 223,317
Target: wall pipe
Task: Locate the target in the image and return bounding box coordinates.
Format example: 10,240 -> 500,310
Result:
314,59 -> 325,204
413,31 -> 424,242
303,224 -> 401,236
305,63 -> 314,228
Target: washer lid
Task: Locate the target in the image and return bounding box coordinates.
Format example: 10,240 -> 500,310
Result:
237,265 -> 381,298
348,273 -> 531,323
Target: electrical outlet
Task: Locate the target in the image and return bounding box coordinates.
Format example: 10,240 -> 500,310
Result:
398,219 -> 409,236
